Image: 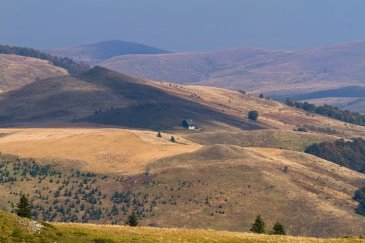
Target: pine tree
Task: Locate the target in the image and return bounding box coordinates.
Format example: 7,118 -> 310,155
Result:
126,211 -> 139,226
250,215 -> 266,234
272,222 -> 286,235
157,131 -> 162,138
15,194 -> 32,218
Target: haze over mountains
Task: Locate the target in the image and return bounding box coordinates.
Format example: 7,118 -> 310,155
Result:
97,41 -> 365,113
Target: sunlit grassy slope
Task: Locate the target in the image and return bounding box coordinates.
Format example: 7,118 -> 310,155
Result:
0,128 -> 201,174
1,211 -> 364,243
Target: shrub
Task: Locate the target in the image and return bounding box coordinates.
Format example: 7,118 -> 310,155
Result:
248,110 -> 259,121
272,222 -> 286,235
126,212 -> 139,227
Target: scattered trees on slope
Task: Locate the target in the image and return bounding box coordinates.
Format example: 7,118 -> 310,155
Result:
0,45 -> 89,74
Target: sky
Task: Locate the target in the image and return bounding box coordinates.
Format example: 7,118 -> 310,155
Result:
1,0 -> 365,52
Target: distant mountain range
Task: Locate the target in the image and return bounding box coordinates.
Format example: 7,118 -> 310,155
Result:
47,40 -> 169,64
100,41 -> 365,113
3,40 -> 365,113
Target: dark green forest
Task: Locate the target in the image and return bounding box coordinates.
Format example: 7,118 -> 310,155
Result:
286,98 -> 365,126
305,138 -> 365,216
305,138 -> 365,173
0,45 -> 89,74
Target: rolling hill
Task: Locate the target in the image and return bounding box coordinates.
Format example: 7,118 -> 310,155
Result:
0,54 -> 68,92
100,41 -> 365,113
1,66 -> 365,138
48,40 -> 170,64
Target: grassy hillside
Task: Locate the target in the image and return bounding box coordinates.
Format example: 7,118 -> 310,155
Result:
0,128 -> 201,174
0,54 -> 68,92
183,129 -> 339,151
48,40 -> 169,64
2,211 -> 364,243
1,134 -> 365,237
100,41 -> 365,112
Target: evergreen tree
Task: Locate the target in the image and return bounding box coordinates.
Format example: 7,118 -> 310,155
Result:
250,215 -> 266,234
170,136 -> 176,142
272,222 -> 286,235
157,131 -> 162,138
126,211 -> 139,226
259,93 -> 264,98
15,194 -> 32,218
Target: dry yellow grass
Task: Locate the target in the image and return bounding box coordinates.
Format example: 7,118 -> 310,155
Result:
0,128 -> 201,174
0,54 -> 68,91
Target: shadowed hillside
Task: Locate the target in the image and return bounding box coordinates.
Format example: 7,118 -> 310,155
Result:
0,67 -> 259,130
48,40 -> 169,64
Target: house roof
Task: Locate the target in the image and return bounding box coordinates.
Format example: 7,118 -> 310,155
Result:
183,119 -> 195,126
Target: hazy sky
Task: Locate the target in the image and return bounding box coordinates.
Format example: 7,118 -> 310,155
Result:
1,0 -> 365,51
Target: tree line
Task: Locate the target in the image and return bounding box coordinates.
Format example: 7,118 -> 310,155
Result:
0,44 -> 89,74
286,98 -> 365,126
305,138 -> 365,173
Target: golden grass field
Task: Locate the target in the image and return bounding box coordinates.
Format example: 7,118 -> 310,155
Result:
0,128 -> 201,174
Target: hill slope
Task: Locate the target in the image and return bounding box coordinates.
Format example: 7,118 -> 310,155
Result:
48,40 -> 169,64
1,139 -> 365,237
0,54 -> 68,92
0,66 -> 258,130
1,66 -> 365,138
100,41 -> 365,112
